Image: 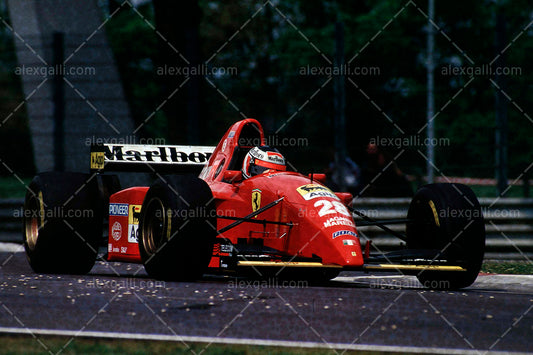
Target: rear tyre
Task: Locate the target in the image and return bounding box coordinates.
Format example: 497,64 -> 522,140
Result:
407,183 -> 485,289
96,174 -> 121,207
23,172 -> 103,274
139,175 -> 216,281
96,174 -> 121,245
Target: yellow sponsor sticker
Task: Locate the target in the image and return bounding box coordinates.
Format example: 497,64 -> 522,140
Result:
296,184 -> 337,200
90,151 -> 105,169
128,205 -> 142,225
128,205 -> 142,244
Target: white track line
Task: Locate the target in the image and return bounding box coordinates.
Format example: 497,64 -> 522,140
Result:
0,326 -> 526,355
0,243 -> 24,253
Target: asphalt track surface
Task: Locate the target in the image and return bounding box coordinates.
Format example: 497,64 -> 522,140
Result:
0,247 -> 532,354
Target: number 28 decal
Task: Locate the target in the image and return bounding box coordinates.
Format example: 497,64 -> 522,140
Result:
314,199 -> 351,217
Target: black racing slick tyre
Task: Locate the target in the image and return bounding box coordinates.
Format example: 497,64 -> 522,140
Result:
23,172 -> 104,274
96,174 -> 121,245
139,175 -> 216,281
406,183 -> 485,289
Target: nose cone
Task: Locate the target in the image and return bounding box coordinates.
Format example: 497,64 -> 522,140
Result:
266,176 -> 364,267
320,228 -> 364,266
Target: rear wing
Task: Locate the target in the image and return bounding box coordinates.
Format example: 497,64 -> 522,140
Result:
90,144 -> 215,173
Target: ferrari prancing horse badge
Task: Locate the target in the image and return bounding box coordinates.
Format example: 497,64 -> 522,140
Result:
252,189 -> 262,213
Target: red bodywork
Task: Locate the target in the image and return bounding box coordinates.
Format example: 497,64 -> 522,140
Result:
107,187 -> 147,263
108,119 -> 364,270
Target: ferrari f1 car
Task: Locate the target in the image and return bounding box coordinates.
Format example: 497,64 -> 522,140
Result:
23,119 -> 485,289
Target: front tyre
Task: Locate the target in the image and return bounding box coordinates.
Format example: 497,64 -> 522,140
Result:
139,175 -> 216,281
407,183 -> 485,289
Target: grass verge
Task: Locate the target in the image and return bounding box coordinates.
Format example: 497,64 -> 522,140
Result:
481,261 -> 533,275
0,335 -> 387,355
0,177 -> 31,199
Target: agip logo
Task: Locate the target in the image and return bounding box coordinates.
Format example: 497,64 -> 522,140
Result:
90,151 -> 105,169
296,184 -> 338,201
128,205 -> 141,244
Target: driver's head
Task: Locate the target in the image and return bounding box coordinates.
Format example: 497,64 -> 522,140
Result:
242,146 -> 286,179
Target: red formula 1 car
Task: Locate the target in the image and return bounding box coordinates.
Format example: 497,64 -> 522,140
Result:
23,119 -> 485,289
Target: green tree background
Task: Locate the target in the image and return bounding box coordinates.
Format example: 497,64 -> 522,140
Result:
107,0 -> 532,178
1,0 -> 531,194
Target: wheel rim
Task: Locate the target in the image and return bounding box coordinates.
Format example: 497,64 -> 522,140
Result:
142,197 -> 167,256
24,195 -> 41,251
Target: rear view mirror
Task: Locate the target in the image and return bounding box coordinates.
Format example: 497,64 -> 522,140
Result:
223,170 -> 242,183
308,173 -> 326,184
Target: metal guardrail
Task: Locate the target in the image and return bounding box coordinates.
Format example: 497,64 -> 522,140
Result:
2,198 -> 532,260
0,199 -> 24,243
353,198 -> 533,260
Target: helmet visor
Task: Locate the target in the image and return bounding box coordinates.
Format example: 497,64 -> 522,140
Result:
249,159 -> 286,176
249,164 -> 270,177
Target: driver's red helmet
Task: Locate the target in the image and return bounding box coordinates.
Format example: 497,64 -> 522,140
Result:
242,146 -> 286,179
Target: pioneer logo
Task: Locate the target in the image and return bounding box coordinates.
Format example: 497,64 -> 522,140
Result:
100,144 -> 214,164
